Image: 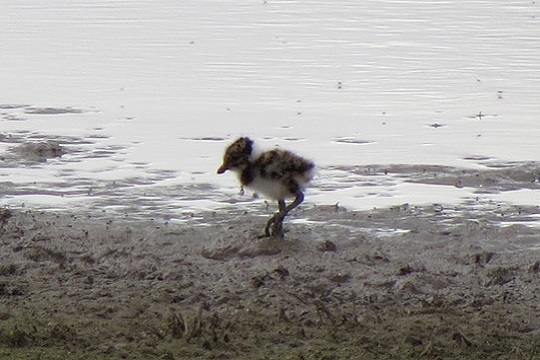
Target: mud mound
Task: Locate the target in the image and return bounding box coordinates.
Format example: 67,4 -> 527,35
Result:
11,141 -> 66,161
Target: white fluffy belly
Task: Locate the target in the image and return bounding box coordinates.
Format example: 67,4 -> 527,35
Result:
244,176 -> 293,200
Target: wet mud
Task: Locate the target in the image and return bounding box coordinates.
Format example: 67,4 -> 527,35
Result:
0,198 -> 540,359
1,132 -> 540,358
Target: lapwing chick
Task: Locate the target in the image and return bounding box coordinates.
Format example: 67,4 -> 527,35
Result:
217,137 -> 315,237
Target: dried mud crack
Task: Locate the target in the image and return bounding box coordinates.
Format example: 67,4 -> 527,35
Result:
0,204 -> 540,359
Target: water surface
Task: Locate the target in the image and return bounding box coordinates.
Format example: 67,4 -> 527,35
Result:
1,0 -> 539,212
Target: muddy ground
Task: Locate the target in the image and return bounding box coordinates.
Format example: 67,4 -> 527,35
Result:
1,196 -> 540,359
0,140 -> 539,359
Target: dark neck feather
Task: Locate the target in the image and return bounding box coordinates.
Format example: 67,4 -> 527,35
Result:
239,163 -> 255,186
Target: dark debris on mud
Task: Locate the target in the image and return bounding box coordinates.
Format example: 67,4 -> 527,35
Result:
0,202 -> 539,359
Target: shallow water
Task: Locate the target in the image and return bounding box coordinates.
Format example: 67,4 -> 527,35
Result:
1,0 -> 539,213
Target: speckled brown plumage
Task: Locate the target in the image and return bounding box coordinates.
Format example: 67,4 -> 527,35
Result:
217,137 -> 315,237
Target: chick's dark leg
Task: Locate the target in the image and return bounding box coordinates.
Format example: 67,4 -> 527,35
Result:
265,199 -> 286,237
272,192 -> 304,237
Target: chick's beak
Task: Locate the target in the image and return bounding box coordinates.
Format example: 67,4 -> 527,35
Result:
217,164 -> 228,174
